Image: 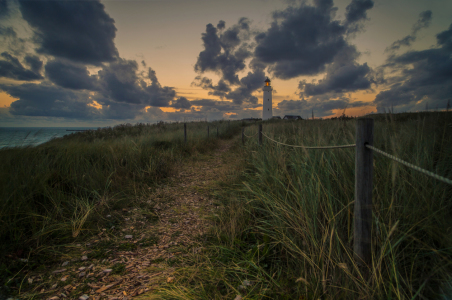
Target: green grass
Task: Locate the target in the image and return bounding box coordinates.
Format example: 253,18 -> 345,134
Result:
153,111 -> 452,299
0,120 -> 242,295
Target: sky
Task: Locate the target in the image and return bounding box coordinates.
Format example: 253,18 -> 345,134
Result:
0,0 -> 451,127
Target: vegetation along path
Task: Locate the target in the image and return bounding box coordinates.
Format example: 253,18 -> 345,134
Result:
17,138 -> 240,300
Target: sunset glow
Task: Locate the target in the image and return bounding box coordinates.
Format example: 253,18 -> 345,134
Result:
0,0 -> 450,126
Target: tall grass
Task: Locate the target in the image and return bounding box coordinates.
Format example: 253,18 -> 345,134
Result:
0,120 -> 241,289
157,111 -> 452,299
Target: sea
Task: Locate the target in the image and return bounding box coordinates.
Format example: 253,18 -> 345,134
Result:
0,127 -> 100,149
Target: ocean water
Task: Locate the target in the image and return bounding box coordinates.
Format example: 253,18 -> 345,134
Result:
0,127 -> 99,149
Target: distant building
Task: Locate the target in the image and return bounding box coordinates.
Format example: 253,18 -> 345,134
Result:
283,115 -> 303,120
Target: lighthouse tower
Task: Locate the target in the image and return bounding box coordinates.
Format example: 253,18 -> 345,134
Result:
262,77 -> 273,120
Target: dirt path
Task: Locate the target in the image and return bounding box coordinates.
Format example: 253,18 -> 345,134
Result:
20,139 -> 237,300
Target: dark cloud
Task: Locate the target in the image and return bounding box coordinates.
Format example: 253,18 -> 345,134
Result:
171,97 -> 191,110
253,3 -> 347,79
345,0 -> 374,24
386,10 -> 432,52
0,26 -> 27,56
299,46 -> 373,96
24,55 -> 43,74
217,20 -> 225,30
0,0 -> 9,18
18,0 -> 118,65
194,19 -> 252,84
413,10 -> 433,33
45,60 -> 98,90
0,26 -> 15,38
0,81 -> 97,118
276,99 -> 307,111
96,59 -> 176,107
437,23 -> 452,51
0,51 -> 43,80
225,69 -> 266,104
192,76 -> 231,99
374,23 -> 452,113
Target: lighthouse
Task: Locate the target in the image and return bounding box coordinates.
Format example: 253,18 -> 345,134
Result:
262,77 -> 273,120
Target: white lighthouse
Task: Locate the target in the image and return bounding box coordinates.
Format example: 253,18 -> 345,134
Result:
262,77 -> 273,120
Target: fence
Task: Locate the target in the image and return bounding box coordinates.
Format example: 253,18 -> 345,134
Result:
183,122 -> 223,143
243,118 -> 452,273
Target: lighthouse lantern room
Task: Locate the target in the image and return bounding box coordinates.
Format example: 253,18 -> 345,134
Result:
262,77 -> 273,120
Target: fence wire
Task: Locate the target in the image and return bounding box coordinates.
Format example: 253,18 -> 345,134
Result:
244,132 -> 258,138
365,144 -> 452,186
261,132 -> 356,149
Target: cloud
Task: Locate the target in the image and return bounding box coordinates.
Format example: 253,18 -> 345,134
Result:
253,2 -> 348,79
96,59 -> 176,107
192,76 -> 231,99
0,51 -> 43,80
0,81 -> 97,118
194,19 -> 252,84
0,0 -> 9,18
299,46 -> 373,96
225,69 -> 266,104
373,23 -> 452,113
171,97 -> 191,110
0,26 -> 28,56
190,99 -> 237,111
217,20 -> 225,30
345,0 -> 374,24
45,59 -> 98,90
24,55 -> 43,74
194,19 -> 265,104
386,10 -> 432,52
18,0 -> 118,65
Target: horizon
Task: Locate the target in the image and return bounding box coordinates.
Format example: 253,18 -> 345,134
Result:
0,0 -> 451,127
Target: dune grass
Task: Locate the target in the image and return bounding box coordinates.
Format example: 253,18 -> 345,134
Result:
152,111 -> 452,299
0,120 -> 241,293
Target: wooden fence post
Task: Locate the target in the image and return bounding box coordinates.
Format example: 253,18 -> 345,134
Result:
354,118 -> 374,270
259,124 -> 262,146
242,127 -> 244,145
217,127 -> 219,138
184,123 -> 187,144
208,126 -> 209,138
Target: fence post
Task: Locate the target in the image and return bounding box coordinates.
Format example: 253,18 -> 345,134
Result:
259,124 -> 262,145
242,127 -> 244,145
184,123 -> 187,144
208,126 -> 209,138
217,127 -> 219,138
354,118 -> 374,271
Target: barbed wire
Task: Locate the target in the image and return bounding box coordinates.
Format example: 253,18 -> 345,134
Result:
365,144 -> 452,186
261,132 -> 356,149
244,132 -> 258,138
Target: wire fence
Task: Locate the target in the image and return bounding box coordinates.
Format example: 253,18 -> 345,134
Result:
261,132 -> 356,149
242,118 -> 452,271
252,127 -> 452,185
244,132 -> 259,138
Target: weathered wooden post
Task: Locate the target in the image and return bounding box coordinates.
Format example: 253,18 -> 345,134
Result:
184,123 -> 187,144
258,124 -> 262,145
217,127 -> 219,138
208,126 -> 209,138
242,127 -> 244,145
354,118 -> 374,272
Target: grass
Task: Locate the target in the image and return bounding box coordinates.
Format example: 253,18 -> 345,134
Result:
0,120 -> 242,297
151,111 -> 452,299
